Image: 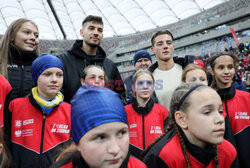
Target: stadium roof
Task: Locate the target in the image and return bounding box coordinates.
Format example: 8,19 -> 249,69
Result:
0,0 -> 228,40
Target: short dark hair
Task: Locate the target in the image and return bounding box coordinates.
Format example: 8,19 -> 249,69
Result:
82,15 -> 103,27
151,30 -> 174,46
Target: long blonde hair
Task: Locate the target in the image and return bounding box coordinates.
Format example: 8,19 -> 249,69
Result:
0,18 -> 40,78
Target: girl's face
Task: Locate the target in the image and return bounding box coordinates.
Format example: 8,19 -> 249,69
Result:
13,22 -> 39,51
134,73 -> 154,101
185,69 -> 208,85
180,88 -> 225,148
81,67 -> 105,87
211,55 -> 235,88
37,67 -> 63,100
77,122 -> 129,168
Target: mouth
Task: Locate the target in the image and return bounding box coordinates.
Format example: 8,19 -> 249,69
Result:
49,85 -> 58,89
214,128 -> 225,134
107,158 -> 120,164
222,76 -> 231,80
163,51 -> 169,54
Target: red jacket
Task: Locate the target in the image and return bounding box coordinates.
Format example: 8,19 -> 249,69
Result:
125,99 -> 168,150
217,86 -> 250,167
7,95 -> 71,168
143,129 -> 237,168
0,74 -> 12,127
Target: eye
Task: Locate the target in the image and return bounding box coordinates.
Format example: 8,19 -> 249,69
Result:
146,80 -> 154,87
117,129 -> 128,138
57,73 -> 63,77
203,110 -> 211,115
94,135 -> 105,141
98,28 -> 103,33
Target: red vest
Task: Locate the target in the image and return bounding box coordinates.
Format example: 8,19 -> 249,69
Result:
125,103 -> 168,149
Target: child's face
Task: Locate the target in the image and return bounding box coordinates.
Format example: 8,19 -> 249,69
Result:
180,88 -> 224,148
134,73 -> 154,101
37,67 -> 63,100
77,122 -> 129,168
82,67 -> 105,87
185,69 -> 208,85
13,22 -> 39,51
211,55 -> 235,88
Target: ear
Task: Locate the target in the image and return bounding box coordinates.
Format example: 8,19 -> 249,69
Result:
80,78 -> 85,85
209,68 -> 214,76
150,47 -> 154,53
175,111 -> 188,129
173,44 -> 175,49
80,28 -> 84,37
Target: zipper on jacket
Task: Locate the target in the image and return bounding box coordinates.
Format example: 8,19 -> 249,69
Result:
39,114 -> 46,168
20,65 -> 25,96
142,115 -> 145,149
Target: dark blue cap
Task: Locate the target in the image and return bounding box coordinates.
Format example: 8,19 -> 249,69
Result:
71,84 -> 128,144
31,54 -> 64,83
133,50 -> 152,66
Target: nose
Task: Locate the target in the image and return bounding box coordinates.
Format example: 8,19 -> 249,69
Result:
51,74 -> 57,82
215,112 -> 224,124
107,138 -> 120,155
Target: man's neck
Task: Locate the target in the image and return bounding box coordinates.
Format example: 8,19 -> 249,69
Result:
158,58 -> 175,71
82,42 -> 98,55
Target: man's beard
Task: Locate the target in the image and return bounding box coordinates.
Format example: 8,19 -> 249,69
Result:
85,40 -> 100,48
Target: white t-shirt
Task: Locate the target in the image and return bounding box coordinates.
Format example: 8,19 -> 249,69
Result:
153,64 -> 182,109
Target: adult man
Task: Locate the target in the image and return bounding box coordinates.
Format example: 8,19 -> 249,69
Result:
58,15 -> 124,103
148,30 -> 182,109
124,50 -> 152,104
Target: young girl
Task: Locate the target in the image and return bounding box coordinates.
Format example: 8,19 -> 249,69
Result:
125,70 -> 168,156
80,65 -> 105,87
4,54 -> 71,167
182,63 -> 208,85
52,84 -> 147,168
0,18 -> 39,98
209,52 -> 250,167
142,83 -> 237,168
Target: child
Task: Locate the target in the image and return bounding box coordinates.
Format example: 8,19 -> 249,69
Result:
80,65 -> 105,87
125,70 -> 168,157
52,84 -> 147,168
4,54 -> 71,167
182,63 -> 208,85
209,52 -> 250,167
143,83 -> 237,168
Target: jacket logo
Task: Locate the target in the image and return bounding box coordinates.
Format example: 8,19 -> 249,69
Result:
15,120 -> 22,128
130,124 -> 137,128
23,119 -> 34,126
235,112 -> 249,119
15,130 -> 22,137
51,124 -> 70,133
150,126 -> 163,134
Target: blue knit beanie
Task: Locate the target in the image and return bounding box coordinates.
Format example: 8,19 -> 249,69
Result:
31,54 -> 64,83
71,84 -> 128,144
133,50 -> 152,66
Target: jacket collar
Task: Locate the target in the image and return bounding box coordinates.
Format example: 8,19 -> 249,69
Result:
180,129 -> 217,165
68,40 -> 106,61
217,84 -> 235,101
132,98 -> 154,115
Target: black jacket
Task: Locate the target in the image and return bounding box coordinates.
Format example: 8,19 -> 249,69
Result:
58,40 -> 125,103
7,45 -> 37,98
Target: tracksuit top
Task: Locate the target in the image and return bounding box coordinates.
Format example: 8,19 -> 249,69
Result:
8,94 -> 71,168
0,74 -> 12,127
217,85 -> 250,168
125,98 -> 168,151
143,129 -> 237,168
